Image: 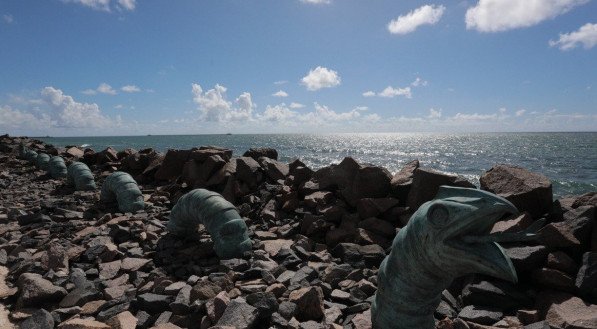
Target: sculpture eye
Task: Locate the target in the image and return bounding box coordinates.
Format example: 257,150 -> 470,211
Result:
428,204 -> 449,227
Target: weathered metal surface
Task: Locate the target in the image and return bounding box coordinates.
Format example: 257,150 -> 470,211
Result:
35,153 -> 50,170
100,171 -> 144,213
67,162 -> 96,191
48,156 -> 67,179
372,186 -> 521,329
168,188 -> 252,259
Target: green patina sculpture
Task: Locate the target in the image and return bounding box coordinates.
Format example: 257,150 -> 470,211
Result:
168,189 -> 252,259
372,186 -> 529,329
100,171 -> 144,213
35,153 -> 50,170
67,162 -> 96,191
24,149 -> 38,164
48,156 -> 67,179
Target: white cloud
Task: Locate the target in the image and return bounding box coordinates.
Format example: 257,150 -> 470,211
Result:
97,83 -> 117,95
516,109 -> 526,117
388,4 -> 445,35
362,91 -> 376,97
289,102 -> 305,109
378,86 -> 412,98
300,0 -> 331,4
41,87 -> 113,128
272,90 -> 289,97
465,0 -> 589,32
301,66 -> 341,91
62,0 -> 135,12
84,83 -> 117,95
3,14 -> 13,24
63,0 -> 111,12
261,104 -> 298,123
191,83 -> 254,122
411,77 -> 428,87
114,104 -> 124,109
274,80 -> 288,85
117,0 -> 136,10
549,23 -> 597,50
121,84 -> 141,93
0,106 -> 52,130
452,112 -> 499,121
428,108 -> 442,119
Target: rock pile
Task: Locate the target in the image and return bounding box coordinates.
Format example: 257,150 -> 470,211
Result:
0,133 -> 595,329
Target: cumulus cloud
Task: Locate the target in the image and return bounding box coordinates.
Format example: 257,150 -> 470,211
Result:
388,4 -> 445,35
272,90 -> 289,97
83,83 -> 117,95
549,23 -> 597,50
121,85 -> 141,93
3,14 -> 13,24
42,87 -> 113,128
192,83 -> 254,122
465,0 -> 589,32
289,102 -> 305,109
0,106 -> 52,130
117,0 -> 136,10
411,77 -> 428,87
379,86 -> 412,98
301,66 -> 341,91
274,80 -> 288,85
428,108 -> 442,119
362,91 -> 376,97
516,109 -> 526,117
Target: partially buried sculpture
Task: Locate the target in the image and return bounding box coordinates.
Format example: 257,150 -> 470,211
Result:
24,149 -> 38,164
167,189 -> 252,259
36,153 -> 50,170
48,156 -> 67,179
100,171 -> 144,213
67,162 -> 96,191
372,186 -> 541,329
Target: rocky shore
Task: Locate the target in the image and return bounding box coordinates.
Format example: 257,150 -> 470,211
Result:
0,134 -> 595,329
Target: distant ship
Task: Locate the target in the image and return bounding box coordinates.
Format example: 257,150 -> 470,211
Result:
226,133 -> 232,135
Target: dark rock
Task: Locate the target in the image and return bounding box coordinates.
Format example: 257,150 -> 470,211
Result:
236,157 -> 263,188
154,149 -> 191,181
491,212 -> 534,234
390,159 -> 419,202
259,157 -> 289,181
539,216 -> 593,250
17,273 -> 67,308
137,293 -> 173,313
17,212 -> 50,226
215,298 -> 259,328
547,251 -> 578,275
190,146 -> 232,162
246,291 -> 279,318
576,252 -> 597,301
356,198 -> 400,220
288,286 -> 325,321
304,191 -> 334,209
458,305 -> 503,325
96,146 -> 119,165
480,164 -> 553,218
18,308 -> 54,329
461,280 -> 532,310
244,147 -> 278,161
505,245 -> 548,273
543,292 -> 597,329
407,167 -> 475,211
191,280 -> 222,302
342,165 -> 393,207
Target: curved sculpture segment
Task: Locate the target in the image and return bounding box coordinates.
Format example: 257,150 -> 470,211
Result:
36,153 -> 51,170
67,162 -> 96,191
100,171 -> 144,213
168,189 -> 252,259
372,186 -> 522,329
48,156 -> 67,179
24,149 -> 38,164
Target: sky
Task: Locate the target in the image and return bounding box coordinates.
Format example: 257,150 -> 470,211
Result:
0,0 -> 596,136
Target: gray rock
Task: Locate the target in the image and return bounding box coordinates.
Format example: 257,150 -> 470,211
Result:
458,305 -> 503,325
137,293 -> 173,313
576,252 -> 597,301
17,273 -> 67,308
215,298 -> 259,328
18,308 -> 54,329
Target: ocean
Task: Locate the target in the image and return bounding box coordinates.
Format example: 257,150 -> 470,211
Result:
39,132 -> 597,198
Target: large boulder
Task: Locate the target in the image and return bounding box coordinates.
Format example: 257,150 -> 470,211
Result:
576,252 -> 597,302
390,159 -> 419,203
182,155 -> 226,188
342,165 -> 392,206
243,147 -> 278,161
189,146 -> 232,162
96,147 -> 119,165
480,164 -> 553,218
313,157 -> 361,190
154,149 -> 192,181
543,292 -> 597,329
17,273 -> 67,308
235,157 -> 263,188
406,167 -> 475,211
288,287 -> 325,321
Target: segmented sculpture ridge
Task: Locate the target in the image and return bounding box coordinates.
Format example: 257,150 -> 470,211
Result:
48,156 -> 67,179
168,189 -> 252,259
36,153 -> 51,170
372,186 -> 522,329
23,149 -> 38,164
67,162 -> 96,191
100,171 -> 144,213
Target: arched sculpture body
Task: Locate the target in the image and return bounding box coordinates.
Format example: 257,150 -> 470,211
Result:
67,162 -> 96,191
100,171 -> 144,213
48,156 -> 67,179
24,150 -> 38,164
36,153 -> 50,170
372,186 -> 519,329
168,189 -> 252,259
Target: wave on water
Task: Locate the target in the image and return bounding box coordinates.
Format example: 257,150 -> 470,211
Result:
80,144 -> 91,148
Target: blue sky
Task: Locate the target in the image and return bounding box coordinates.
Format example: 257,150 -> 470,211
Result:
1,0 -> 596,136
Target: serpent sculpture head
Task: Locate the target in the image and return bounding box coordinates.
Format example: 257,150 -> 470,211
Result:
372,186 -> 521,329
168,189 -> 252,259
